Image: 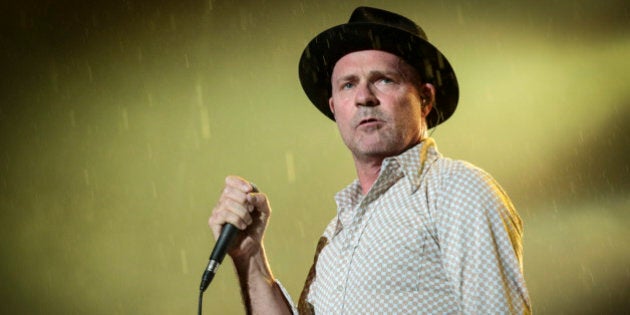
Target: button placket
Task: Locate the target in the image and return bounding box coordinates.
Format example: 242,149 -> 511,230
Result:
336,203 -> 366,313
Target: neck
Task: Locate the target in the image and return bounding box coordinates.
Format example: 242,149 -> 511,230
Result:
352,137 -> 428,195
353,156 -> 384,195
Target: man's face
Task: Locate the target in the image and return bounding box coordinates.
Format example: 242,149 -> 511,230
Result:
329,50 -> 432,162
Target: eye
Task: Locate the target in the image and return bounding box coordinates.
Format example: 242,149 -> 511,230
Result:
341,82 -> 355,89
373,77 -> 396,89
380,77 -> 394,84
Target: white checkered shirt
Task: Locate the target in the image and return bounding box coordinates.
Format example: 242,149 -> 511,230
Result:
280,138 -> 531,314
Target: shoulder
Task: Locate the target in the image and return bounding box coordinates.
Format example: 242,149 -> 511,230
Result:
428,157 -> 498,194
321,215 -> 339,239
425,156 -> 515,221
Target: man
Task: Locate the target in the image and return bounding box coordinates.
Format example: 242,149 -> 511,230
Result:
208,6 -> 531,314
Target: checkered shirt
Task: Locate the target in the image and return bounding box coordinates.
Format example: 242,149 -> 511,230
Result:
279,138 -> 531,314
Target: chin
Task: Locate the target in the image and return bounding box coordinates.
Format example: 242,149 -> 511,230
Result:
345,132 -> 410,159
353,143 -> 402,159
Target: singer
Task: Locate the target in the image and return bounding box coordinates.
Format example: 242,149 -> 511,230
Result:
208,6 -> 531,314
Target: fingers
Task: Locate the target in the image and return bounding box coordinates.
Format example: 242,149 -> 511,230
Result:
222,198 -> 253,227
208,176 -> 267,238
212,191 -> 251,229
225,175 -> 255,194
246,192 -> 270,216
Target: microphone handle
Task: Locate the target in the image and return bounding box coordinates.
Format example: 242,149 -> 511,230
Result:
199,223 -> 238,292
210,223 -> 239,262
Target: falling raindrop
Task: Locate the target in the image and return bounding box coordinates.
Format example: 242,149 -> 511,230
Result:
120,107 -> 129,131
83,169 -> 90,186
285,151 -> 296,183
180,249 -> 189,275
151,181 -> 158,198
147,92 -> 153,107
49,61 -> 59,93
199,107 -> 211,140
169,14 -> 177,31
195,82 -> 203,107
456,5 -> 465,25
158,242 -> 167,270
69,110 -> 76,127
147,142 -> 153,159
137,46 -> 143,63
297,220 -> 305,238
196,81 -> 211,139
86,62 -> 93,82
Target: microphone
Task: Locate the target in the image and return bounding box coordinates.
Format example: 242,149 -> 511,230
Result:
199,184 -> 258,293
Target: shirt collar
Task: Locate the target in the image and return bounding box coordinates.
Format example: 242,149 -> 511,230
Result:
334,138 -> 441,210
392,137 -> 440,194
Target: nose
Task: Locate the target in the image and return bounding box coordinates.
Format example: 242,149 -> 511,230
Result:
354,82 -> 379,107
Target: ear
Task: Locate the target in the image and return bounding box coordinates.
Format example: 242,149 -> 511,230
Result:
328,97 -> 335,116
419,83 -> 435,118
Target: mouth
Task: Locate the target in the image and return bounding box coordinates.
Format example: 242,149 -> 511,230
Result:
359,117 -> 378,126
357,117 -> 381,128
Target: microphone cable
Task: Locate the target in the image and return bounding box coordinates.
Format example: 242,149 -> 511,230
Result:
198,290 -> 203,315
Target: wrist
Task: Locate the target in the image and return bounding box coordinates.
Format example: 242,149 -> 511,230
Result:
232,244 -> 292,314
233,245 -> 274,283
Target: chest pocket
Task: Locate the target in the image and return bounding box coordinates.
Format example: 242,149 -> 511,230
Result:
350,193 -> 427,294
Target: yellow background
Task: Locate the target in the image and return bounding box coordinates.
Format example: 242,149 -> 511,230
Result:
1,0 -> 629,313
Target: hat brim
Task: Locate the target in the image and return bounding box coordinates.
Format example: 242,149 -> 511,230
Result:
299,22 -> 459,128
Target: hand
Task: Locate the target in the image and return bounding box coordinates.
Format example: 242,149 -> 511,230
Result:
208,175 -> 272,261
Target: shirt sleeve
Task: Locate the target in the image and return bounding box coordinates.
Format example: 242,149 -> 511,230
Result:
274,279 -> 299,315
434,161 -> 532,314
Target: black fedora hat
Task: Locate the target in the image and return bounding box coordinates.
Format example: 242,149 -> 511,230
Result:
298,7 -> 459,128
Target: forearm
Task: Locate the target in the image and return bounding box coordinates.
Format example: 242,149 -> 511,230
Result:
233,248 -> 293,315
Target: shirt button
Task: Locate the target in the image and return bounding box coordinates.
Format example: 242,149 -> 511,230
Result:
337,285 -> 343,292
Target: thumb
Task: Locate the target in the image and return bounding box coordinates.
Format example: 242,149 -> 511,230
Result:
247,192 -> 271,215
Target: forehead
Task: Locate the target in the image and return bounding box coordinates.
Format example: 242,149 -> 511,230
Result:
331,50 -> 411,78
